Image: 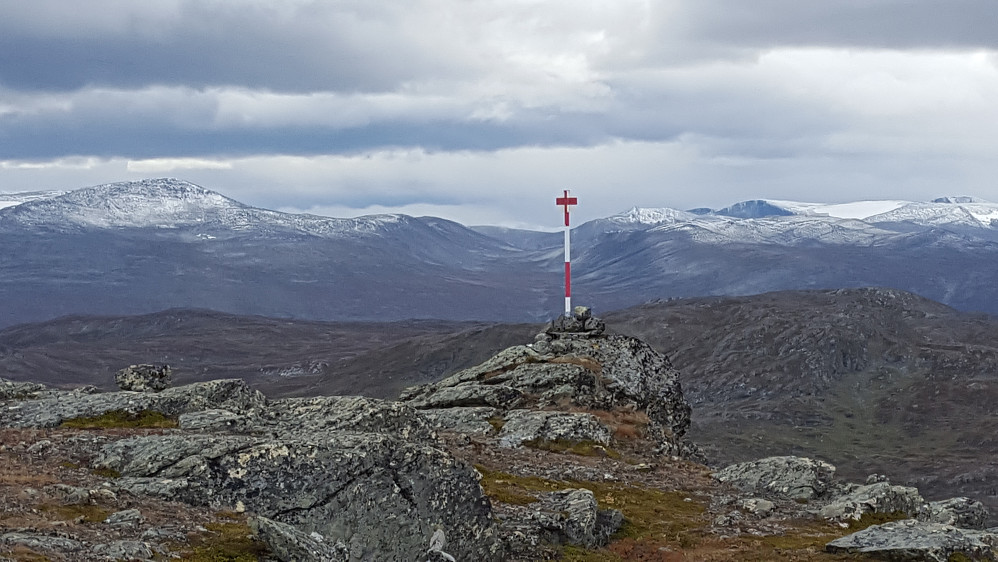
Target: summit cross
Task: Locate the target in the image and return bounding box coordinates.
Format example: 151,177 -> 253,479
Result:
555,190 -> 578,316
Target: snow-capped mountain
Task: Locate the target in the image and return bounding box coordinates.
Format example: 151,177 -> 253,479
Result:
3,179 -> 998,328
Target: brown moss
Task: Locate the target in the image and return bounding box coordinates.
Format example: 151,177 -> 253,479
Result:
486,416 -> 506,432
523,438 -> 622,460
60,409 -> 178,429
182,520 -> 270,562
40,503 -> 111,523
91,467 -> 122,479
847,511 -> 909,531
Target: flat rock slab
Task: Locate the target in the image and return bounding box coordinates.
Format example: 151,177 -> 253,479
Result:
826,520 -> 998,561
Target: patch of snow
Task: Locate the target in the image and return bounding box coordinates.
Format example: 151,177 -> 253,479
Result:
764,199 -> 912,219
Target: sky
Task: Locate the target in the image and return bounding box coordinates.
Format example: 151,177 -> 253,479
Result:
1,0 -> 997,229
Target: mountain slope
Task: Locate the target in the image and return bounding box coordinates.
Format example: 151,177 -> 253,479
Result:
5,179 -> 998,327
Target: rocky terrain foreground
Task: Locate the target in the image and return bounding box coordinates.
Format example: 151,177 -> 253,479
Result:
2,311 -> 996,561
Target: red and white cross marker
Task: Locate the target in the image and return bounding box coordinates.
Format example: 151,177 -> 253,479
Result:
555,190 -> 578,316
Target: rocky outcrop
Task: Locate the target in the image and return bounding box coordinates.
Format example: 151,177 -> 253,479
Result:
400,308 -> 696,457
826,520 -> 998,561
714,456 -> 837,501
115,364 -> 172,392
0,378 -> 266,428
919,498 -> 990,530
818,481 -> 924,522
97,432 -> 501,561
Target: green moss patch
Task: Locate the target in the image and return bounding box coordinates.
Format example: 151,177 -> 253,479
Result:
60,409 -> 178,429
183,520 -> 270,562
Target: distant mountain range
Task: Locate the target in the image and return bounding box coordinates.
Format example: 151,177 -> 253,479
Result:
3,178 -> 998,327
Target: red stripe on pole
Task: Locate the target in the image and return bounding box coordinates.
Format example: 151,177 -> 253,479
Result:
565,262 -> 571,297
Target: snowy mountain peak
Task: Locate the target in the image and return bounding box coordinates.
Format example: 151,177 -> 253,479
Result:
609,207 -> 696,225
1,178 -> 251,230
715,200 -> 795,219
932,196 -> 987,204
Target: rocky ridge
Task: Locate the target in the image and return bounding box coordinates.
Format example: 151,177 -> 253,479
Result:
1,309 -> 996,561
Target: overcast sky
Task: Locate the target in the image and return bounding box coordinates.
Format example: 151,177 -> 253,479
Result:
1,0 -> 997,228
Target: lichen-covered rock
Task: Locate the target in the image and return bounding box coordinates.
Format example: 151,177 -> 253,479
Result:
714,456 -> 837,501
399,317 -> 697,457
0,378 -> 49,400
0,379 -> 267,428
249,516 -> 349,562
497,410 -> 612,449
92,539 -> 156,560
256,395 -> 438,443
825,520 -> 998,561
532,489 -> 623,548
115,364 -> 172,392
104,508 -> 145,527
418,407 -> 501,435
818,481 -> 924,521
918,497 -> 990,530
0,532 -> 85,554
403,384 -> 525,410
96,432 -> 504,561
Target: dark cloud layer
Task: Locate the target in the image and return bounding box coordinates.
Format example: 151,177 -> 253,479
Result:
1,0 -> 997,226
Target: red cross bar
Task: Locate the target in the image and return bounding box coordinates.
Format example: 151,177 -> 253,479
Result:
556,190 -> 578,226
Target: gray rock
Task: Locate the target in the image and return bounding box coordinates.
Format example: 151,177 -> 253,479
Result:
0,378 -> 267,428
115,364 -> 172,392
92,540 -> 155,560
919,497 -> 990,530
0,532 -> 85,553
418,407 -> 502,435
249,516 -> 349,562
819,482 -> 924,522
400,329 -> 696,457
714,456 -> 837,501
498,410 -> 612,449
96,431 -> 504,561
258,395 -> 438,443
533,489 -> 623,548
178,409 -> 253,432
395,384 -> 525,410
105,508 -> 145,527
826,520 -> 998,561
740,498 -> 776,518
43,483 -> 92,504
0,378 -> 48,400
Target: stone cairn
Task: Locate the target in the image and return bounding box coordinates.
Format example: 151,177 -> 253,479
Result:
114,364 -> 172,393
541,305 -> 605,338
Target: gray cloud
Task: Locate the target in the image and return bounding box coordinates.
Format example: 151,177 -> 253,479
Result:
1,0 -> 998,226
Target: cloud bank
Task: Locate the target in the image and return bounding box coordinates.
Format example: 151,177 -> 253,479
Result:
2,0 -> 997,226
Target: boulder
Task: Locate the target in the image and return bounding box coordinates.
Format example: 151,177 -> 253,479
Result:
497,410 -> 612,449
826,520 -> 998,561
95,432 -> 504,561
918,497 -> 990,530
249,516 -> 349,562
115,364 -> 172,392
819,481 -> 924,522
531,489 -> 623,548
714,456 -> 837,501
